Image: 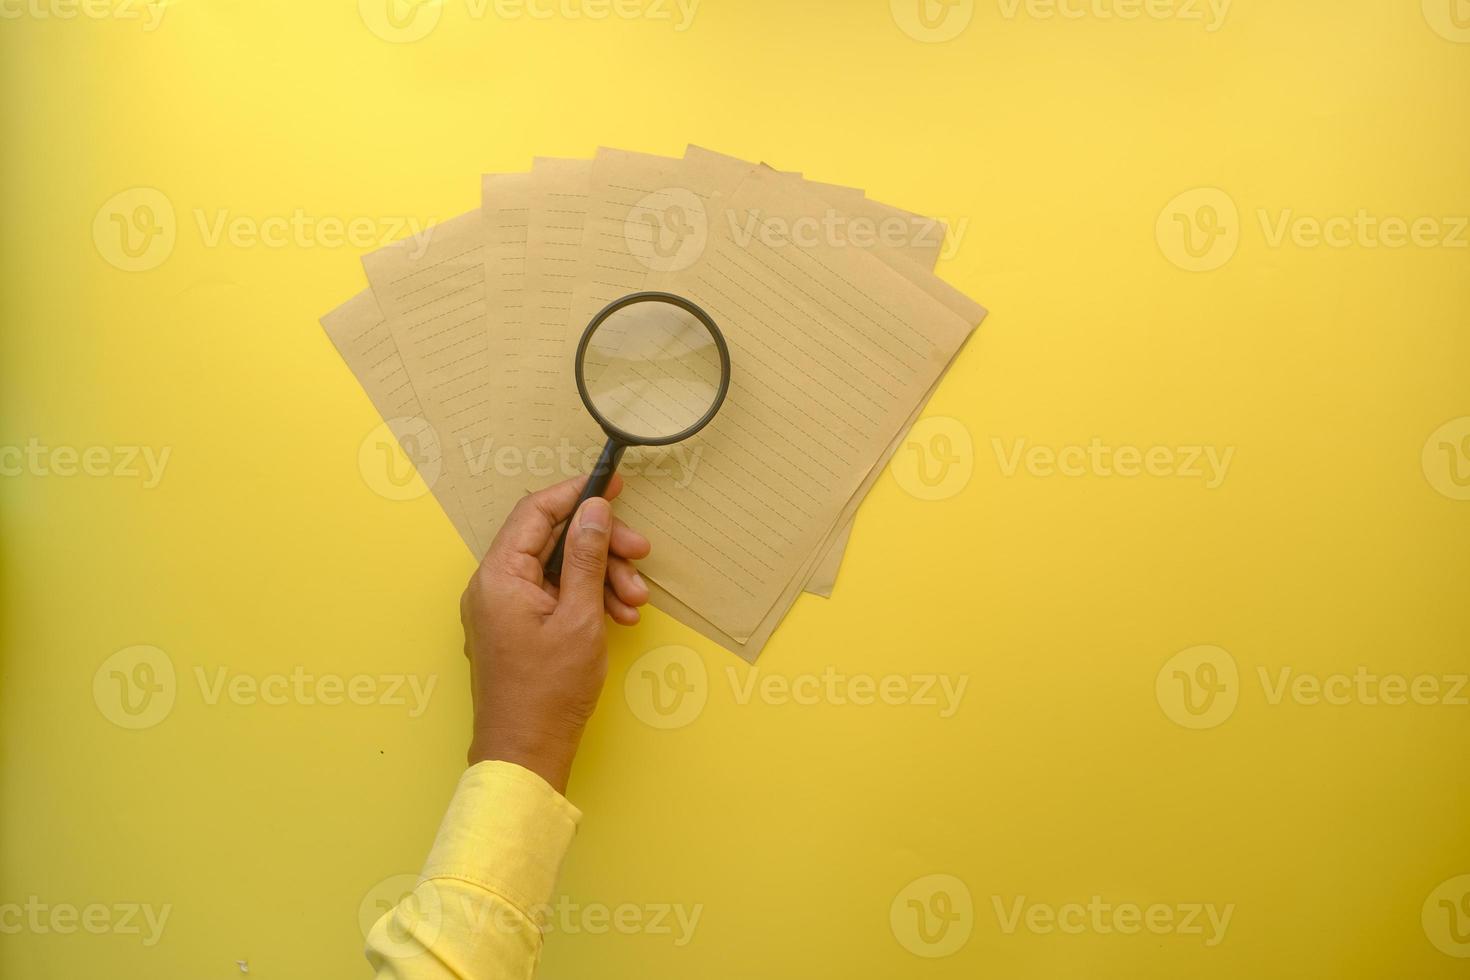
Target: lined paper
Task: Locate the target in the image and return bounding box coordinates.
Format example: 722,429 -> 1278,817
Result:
606,164 -> 980,638
520,158 -> 592,454
318,147 -> 986,661
361,210 -> 500,548
319,290 -> 477,550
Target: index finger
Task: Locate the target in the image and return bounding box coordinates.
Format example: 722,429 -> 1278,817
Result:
487,472 -> 626,561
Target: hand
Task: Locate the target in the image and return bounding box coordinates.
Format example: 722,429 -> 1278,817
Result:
460,473 -> 652,794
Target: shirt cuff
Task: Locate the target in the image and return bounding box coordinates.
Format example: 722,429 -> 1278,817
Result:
420,760 -> 582,915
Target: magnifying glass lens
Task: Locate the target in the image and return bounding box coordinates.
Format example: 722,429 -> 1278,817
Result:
580,301 -> 725,442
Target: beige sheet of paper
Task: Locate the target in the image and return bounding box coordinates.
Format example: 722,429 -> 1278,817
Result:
633,155 -> 985,659
360,210 -> 504,552
562,149 -> 883,597
539,148 -> 848,597
543,147 -> 982,646
319,290 -> 477,550
480,172 -> 533,518
579,163 -> 981,640
518,158 -> 592,454
778,171 -> 951,597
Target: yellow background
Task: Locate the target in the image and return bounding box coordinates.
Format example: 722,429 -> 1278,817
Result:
2,0 -> 1468,976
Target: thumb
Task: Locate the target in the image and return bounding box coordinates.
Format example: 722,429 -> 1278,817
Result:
557,496 -> 613,615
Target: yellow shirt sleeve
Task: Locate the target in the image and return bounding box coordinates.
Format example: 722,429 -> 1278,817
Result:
366,761 -> 581,979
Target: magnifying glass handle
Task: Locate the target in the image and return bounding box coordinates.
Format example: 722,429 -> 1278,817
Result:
544,437 -> 627,580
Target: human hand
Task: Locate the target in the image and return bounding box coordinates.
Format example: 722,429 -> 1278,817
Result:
460,473 -> 651,794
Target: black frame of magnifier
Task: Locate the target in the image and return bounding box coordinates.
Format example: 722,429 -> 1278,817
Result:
544,291 -> 732,579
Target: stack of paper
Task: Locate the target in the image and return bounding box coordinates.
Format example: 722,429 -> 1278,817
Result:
321,146 -> 985,662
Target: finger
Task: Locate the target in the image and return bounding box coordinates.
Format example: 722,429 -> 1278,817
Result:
606,556 -> 649,607
537,511 -> 647,567
489,472 -> 624,562
610,518 -> 651,561
605,585 -> 641,626
556,496 -> 614,618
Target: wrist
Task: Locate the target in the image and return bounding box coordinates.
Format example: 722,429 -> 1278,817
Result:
468,725 -> 582,795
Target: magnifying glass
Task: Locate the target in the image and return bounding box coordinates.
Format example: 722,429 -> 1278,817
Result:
544,291 -> 732,578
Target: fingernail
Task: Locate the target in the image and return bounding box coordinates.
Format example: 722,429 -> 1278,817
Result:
632,571 -> 646,592
579,497 -> 611,534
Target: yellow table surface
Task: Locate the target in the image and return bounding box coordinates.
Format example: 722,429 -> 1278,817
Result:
2,1 -> 1468,976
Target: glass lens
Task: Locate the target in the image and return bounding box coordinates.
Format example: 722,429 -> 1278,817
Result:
580,299 -> 724,441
